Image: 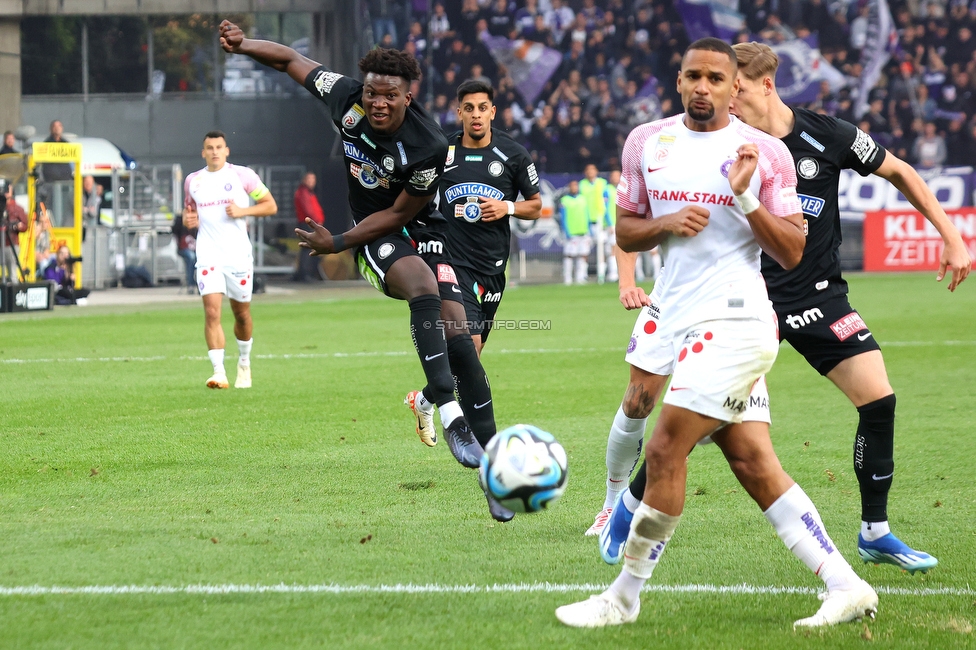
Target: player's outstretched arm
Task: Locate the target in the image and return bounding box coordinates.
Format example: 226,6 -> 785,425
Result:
296,190 -> 432,255
219,20 -> 319,87
874,154 -> 972,291
729,143 -> 804,270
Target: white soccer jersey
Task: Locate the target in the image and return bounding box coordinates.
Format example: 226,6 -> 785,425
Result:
617,114 -> 801,332
184,164 -> 269,267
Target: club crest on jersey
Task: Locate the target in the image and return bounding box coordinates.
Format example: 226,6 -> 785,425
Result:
382,155 -> 395,172
223,183 -> 233,191
377,243 -> 394,259
342,104 -> 365,128
456,196 -> 482,222
350,163 -> 386,189
445,145 -> 455,165
488,161 -> 504,177
797,157 -> 819,179
719,158 -> 734,178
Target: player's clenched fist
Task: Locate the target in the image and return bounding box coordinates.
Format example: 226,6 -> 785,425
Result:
219,20 -> 245,53
182,206 -> 199,229
664,205 -> 710,237
728,143 -> 759,194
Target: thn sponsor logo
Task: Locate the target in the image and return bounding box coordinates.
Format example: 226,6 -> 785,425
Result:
785,308 -> 824,329
416,240 -> 444,255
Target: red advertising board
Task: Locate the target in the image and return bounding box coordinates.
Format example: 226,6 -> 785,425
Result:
863,210 -> 976,271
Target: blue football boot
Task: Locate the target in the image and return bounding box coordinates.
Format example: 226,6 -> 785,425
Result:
598,491 -> 634,565
857,533 -> 938,574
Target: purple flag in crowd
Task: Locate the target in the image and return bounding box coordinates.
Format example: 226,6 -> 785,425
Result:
481,34 -> 563,105
675,0 -> 745,41
855,0 -> 898,118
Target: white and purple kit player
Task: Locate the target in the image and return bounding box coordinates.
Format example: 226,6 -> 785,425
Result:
183,130 -> 277,389
558,39 -> 877,630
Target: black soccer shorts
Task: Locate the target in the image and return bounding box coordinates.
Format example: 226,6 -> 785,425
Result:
355,225 -> 462,303
776,293 -> 881,375
454,266 -> 507,342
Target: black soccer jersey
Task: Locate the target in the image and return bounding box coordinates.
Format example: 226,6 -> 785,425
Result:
437,129 -> 540,275
761,108 -> 886,311
302,66 -> 448,225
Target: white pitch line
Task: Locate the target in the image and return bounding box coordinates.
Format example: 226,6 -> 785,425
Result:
2,341 -> 974,366
0,583 -> 971,597
0,348 -> 620,365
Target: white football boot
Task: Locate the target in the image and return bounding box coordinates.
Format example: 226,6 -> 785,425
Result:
206,372 -> 229,389
555,592 -> 639,628
793,580 -> 878,628
585,507 -> 612,536
235,364 -> 251,389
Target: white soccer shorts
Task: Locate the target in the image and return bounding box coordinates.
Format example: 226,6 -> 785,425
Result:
563,235 -> 592,257
625,309 -> 777,423
197,262 -> 253,303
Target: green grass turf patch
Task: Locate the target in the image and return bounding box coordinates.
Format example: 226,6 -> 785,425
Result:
0,273 -> 973,648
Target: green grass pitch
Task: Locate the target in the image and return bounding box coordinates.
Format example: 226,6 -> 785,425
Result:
0,273 -> 973,649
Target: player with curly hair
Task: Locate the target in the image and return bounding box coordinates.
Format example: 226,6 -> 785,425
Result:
218,21 -> 507,520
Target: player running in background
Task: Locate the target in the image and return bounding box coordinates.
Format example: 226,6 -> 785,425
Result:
557,38 -> 877,629
427,78 -> 542,356
218,22 -> 494,486
406,78 -> 541,522
596,42 -> 971,571
183,131 -> 277,390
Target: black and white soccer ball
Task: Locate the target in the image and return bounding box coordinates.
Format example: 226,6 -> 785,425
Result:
479,424 -> 568,513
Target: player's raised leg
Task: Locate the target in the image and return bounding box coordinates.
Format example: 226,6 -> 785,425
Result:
827,351 -> 938,573
386,256 -> 475,464
202,292 -> 229,389
713,422 -> 879,627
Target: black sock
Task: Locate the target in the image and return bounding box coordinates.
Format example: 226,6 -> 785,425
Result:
447,333 -> 496,446
408,295 -> 455,406
629,457 -> 647,501
854,393 -> 896,523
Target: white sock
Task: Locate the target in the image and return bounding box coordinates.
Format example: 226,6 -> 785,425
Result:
607,254 -> 618,280
439,401 -> 463,428
236,338 -> 252,367
764,484 -> 860,592
416,391 -> 435,414
208,349 -> 225,374
563,257 -> 573,285
605,405 -> 647,509
622,489 -> 642,513
861,520 -> 890,542
575,257 -> 587,283
611,503 -> 681,612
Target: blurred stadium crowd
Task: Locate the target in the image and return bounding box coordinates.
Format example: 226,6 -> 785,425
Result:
365,0 -> 976,172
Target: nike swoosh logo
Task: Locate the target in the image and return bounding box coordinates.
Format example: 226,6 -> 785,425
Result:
444,165 -> 459,172
474,400 -> 492,409
424,353 -> 444,361
608,478 -> 624,483
342,128 -> 356,138
669,386 -> 689,392
451,286 -> 462,293
648,167 -> 665,173
872,472 -> 893,481
857,332 -> 873,341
